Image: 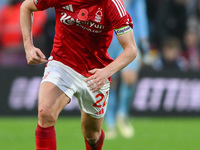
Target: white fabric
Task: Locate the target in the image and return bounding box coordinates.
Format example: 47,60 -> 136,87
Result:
41,60 -> 110,118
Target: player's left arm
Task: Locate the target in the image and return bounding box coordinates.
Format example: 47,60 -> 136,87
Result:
86,29 -> 137,92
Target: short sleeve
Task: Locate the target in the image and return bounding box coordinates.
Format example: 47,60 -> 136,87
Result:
108,0 -> 133,30
33,0 -> 59,10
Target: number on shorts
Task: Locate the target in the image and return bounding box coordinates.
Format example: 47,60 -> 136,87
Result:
93,91 -> 109,108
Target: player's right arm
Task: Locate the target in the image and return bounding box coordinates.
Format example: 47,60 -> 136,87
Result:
20,0 -> 47,65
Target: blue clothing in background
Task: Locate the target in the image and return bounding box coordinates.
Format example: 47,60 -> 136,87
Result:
0,0 -> 8,9
106,0 -> 149,130
108,0 -> 149,70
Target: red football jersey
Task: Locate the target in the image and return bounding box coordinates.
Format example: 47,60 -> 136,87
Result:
34,0 -> 133,77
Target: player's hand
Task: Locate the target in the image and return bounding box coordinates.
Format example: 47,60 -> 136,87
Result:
85,68 -> 109,93
25,46 -> 47,65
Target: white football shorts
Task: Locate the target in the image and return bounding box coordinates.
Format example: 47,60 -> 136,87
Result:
41,60 -> 110,119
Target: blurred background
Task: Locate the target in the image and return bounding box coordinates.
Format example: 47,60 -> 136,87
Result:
0,0 -> 200,150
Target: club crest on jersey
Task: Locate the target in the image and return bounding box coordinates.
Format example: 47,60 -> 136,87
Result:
78,9 -> 88,21
95,8 -> 103,23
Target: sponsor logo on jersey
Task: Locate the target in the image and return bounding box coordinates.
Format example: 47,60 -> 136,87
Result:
62,4 -> 73,12
115,25 -> 132,35
95,8 -> 103,23
60,12 -> 105,33
60,13 -> 75,25
34,0 -> 39,4
112,0 -> 127,17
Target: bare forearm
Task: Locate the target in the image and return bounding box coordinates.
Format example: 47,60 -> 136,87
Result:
85,45 -> 137,93
20,0 -> 37,51
104,30 -> 138,77
20,0 -> 47,65
104,46 -> 137,77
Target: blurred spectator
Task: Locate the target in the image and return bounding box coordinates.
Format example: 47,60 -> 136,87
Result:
185,0 -> 198,17
184,29 -> 200,70
146,0 -> 164,47
153,37 -> 189,71
155,0 -> 187,48
187,0 -> 200,41
105,0 -> 149,139
0,0 -> 47,67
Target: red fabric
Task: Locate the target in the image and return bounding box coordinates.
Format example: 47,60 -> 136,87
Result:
35,124 -> 56,150
34,0 -> 133,77
0,3 -> 47,48
85,129 -> 105,150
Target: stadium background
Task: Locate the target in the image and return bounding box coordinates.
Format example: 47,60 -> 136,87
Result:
0,0 -> 200,150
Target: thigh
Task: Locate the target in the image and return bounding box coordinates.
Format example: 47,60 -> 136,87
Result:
81,110 -> 104,138
74,79 -> 110,119
38,82 -> 70,121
